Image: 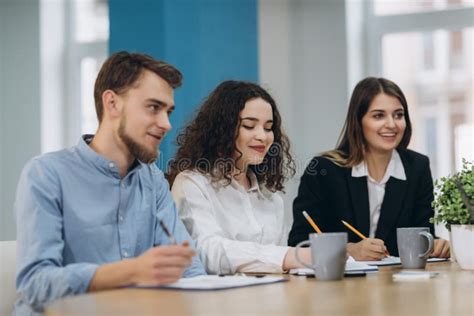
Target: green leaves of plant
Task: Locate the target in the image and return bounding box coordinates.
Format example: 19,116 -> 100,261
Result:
431,158 -> 474,230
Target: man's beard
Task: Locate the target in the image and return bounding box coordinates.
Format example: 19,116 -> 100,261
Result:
118,116 -> 159,164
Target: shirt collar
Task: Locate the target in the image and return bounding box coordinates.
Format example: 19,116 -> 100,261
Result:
247,170 -> 260,192
390,150 -> 407,181
76,134 -> 142,178
229,169 -> 262,194
351,150 -> 406,182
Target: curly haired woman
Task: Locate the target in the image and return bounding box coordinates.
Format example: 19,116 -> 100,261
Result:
168,80 -> 311,274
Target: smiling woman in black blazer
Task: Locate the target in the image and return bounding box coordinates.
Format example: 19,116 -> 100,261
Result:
288,77 -> 450,260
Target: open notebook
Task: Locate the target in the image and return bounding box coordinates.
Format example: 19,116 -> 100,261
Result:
133,275 -> 287,291
357,256 -> 449,266
289,257 -> 449,275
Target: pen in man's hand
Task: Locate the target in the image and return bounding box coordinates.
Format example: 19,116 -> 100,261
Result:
159,220 -> 177,245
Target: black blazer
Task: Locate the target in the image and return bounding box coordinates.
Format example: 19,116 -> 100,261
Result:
288,149 -> 435,256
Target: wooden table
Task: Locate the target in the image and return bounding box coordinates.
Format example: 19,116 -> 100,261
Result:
45,262 -> 473,316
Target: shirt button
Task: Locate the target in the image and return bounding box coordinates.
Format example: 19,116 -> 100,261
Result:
108,162 -> 114,168
119,215 -> 124,222
121,182 -> 125,188
122,251 -> 129,257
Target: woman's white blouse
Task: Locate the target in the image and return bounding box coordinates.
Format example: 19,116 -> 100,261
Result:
351,150 -> 407,238
171,170 -> 289,275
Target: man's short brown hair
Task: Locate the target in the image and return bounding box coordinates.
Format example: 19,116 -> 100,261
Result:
94,51 -> 183,123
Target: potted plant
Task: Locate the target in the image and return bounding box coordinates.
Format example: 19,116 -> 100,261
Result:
431,158 -> 474,270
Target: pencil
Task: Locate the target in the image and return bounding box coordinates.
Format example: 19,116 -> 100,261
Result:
302,211 -> 322,234
341,220 -> 390,256
341,220 -> 366,240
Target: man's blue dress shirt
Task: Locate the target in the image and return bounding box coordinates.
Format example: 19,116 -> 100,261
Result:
14,135 -> 205,315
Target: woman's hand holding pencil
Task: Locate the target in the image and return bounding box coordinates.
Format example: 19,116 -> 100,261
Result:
342,220 -> 389,261
346,239 -> 387,261
300,211 -> 389,261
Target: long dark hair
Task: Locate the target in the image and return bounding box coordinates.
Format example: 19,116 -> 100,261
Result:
167,80 -> 295,192
323,77 -> 412,166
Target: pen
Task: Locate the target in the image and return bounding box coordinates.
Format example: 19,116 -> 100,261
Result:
219,273 -> 266,278
302,211 -> 322,233
159,219 -> 177,245
341,220 -> 390,256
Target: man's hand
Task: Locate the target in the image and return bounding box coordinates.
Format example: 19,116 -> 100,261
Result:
88,241 -> 196,292
431,239 -> 450,258
132,241 -> 196,286
347,239 -> 387,261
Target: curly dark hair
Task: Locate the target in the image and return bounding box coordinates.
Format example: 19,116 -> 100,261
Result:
167,80 -> 295,192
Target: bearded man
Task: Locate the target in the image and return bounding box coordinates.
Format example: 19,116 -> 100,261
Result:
14,51 -> 205,316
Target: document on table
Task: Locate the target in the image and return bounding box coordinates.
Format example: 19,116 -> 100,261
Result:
133,275 -> 287,291
357,256 -> 449,266
392,271 -> 440,281
289,258 -> 378,276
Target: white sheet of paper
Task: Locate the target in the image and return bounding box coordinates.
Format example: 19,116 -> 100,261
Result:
393,271 -> 440,281
357,256 -> 449,266
134,275 -> 286,290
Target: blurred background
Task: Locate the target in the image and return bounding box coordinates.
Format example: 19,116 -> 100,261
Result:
1,0 -> 473,241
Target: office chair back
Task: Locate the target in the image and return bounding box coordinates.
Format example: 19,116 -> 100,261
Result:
0,240 -> 17,315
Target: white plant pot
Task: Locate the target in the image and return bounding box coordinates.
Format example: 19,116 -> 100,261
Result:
449,230 -> 457,263
451,224 -> 474,270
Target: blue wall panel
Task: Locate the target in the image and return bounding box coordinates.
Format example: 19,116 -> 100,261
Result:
109,0 -> 258,170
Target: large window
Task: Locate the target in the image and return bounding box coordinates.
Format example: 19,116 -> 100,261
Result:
366,0 -> 474,179
381,28 -> 473,178
69,0 -> 109,140
41,0 -> 108,153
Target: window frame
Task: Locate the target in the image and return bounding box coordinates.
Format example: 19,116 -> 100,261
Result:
64,0 -> 108,147
41,0 -> 108,153
363,1 -> 474,177
366,3 -> 474,75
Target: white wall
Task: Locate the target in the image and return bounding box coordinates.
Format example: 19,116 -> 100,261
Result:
0,0 -> 41,241
259,0 -> 349,223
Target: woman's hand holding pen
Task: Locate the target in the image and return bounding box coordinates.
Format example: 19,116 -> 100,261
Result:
132,240 -> 196,286
347,238 -> 387,261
